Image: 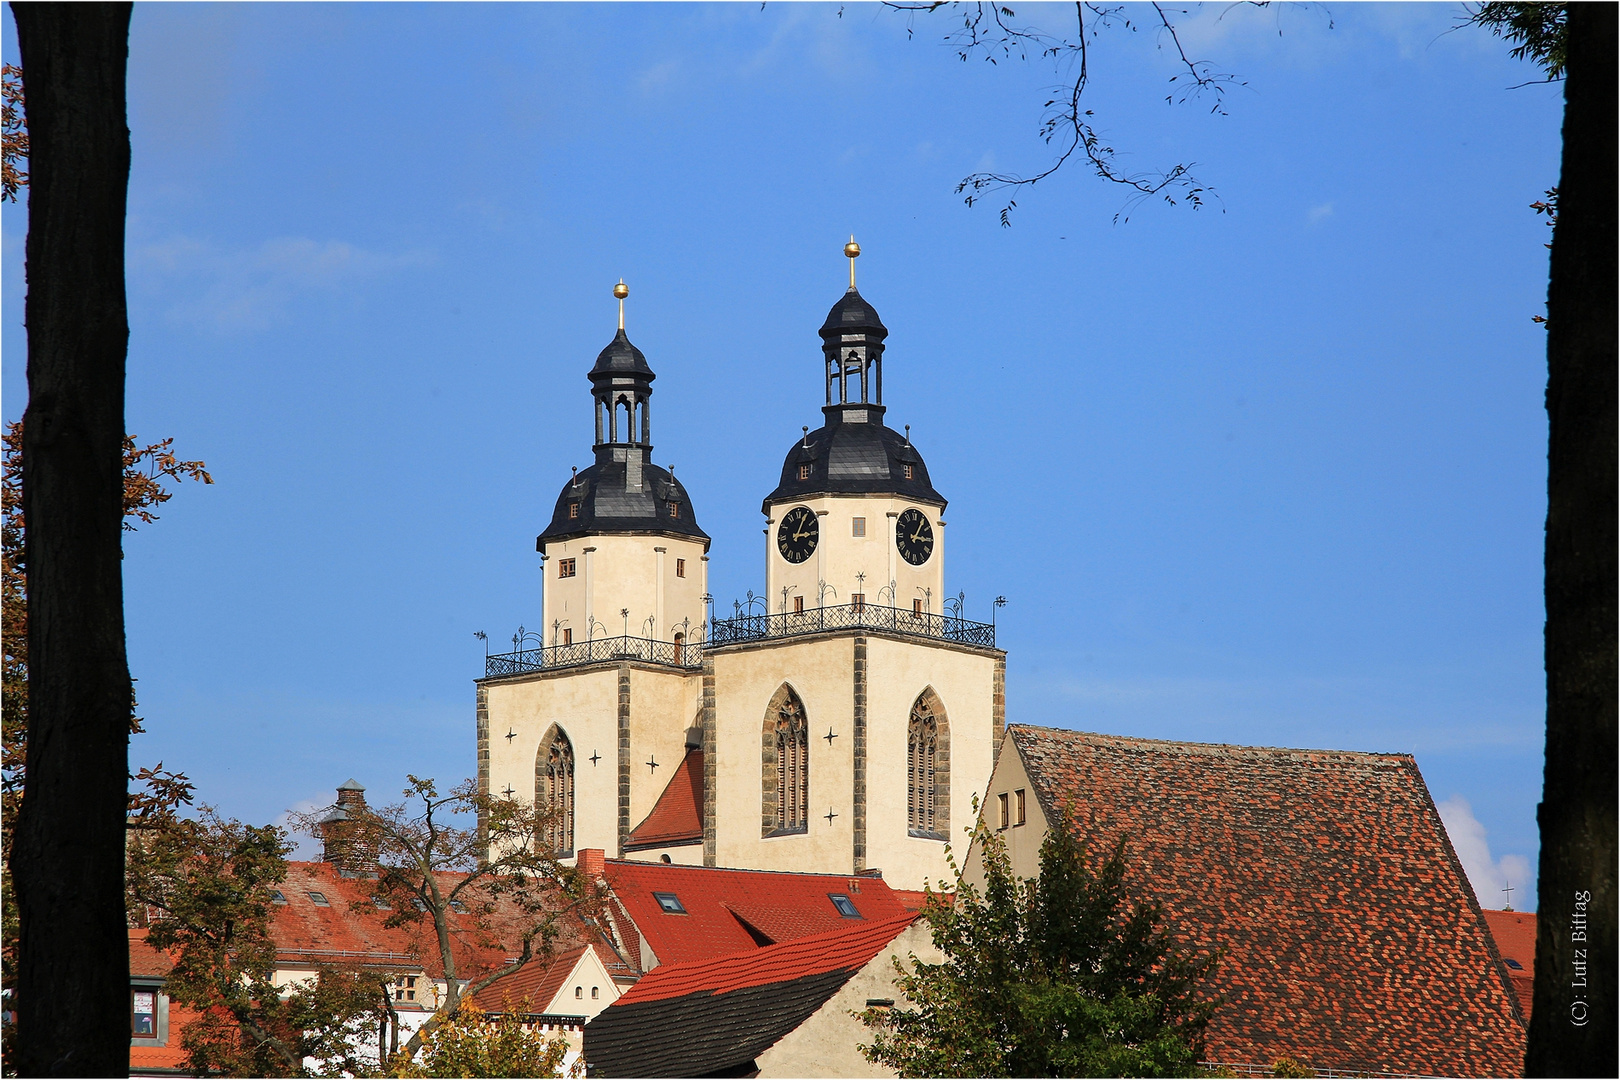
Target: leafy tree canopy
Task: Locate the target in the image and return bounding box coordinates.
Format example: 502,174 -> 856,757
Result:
860,808 -> 1219,1078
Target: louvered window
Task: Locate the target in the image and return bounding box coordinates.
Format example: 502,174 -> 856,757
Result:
776,696 -> 808,832
541,731 -> 576,856
908,699 -> 940,836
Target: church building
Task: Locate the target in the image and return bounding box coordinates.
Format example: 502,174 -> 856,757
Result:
477,244 -> 1006,890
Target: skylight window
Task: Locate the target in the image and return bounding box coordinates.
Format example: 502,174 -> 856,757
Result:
653,891 -> 686,914
307,891 -> 330,907
829,893 -> 861,919
269,890 -> 288,905
449,900 -> 469,914
1504,958 -> 1524,970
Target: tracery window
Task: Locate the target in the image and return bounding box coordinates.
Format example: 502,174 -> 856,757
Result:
907,691 -> 949,839
762,686 -> 809,835
538,728 -> 576,856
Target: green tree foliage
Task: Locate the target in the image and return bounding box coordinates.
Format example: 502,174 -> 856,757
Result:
1468,2 -> 1569,79
126,807 -> 390,1077
859,809 -> 1219,1078
387,998 -> 575,1078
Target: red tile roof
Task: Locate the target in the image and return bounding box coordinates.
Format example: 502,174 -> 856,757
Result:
470,943 -> 599,1013
1482,909 -> 1536,1019
1008,725 -> 1527,1079
129,928 -> 173,979
128,930 -> 193,1074
626,749 -> 704,849
616,912 -> 916,1004
603,859 -> 909,966
585,915 -> 918,1075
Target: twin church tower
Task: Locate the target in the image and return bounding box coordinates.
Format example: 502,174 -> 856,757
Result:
477,243 -> 1005,890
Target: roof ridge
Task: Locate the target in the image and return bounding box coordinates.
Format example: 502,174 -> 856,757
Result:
604,859 -> 888,881
1007,723 -> 1414,762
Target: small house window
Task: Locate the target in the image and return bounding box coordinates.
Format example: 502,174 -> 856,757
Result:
558,558 -> 577,579
667,501 -> 680,519
852,517 -> 866,537
591,986 -> 600,999
851,593 -> 865,613
653,892 -> 687,914
1014,789 -> 1027,826
568,502 -> 580,520
676,558 -> 686,578
132,990 -> 158,1038
1505,958 -> 1524,970
828,893 -> 862,919
575,986 -> 583,999
913,598 -> 924,617
798,463 -> 811,480
903,464 -> 914,480
307,891 -> 330,907
269,890 -> 288,905
793,596 -> 804,615
449,900 -> 469,914
394,976 -> 418,1002
562,627 -> 573,645
998,792 -> 1010,830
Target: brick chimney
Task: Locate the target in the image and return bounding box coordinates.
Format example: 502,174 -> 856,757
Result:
576,848 -> 605,885
319,778 -> 371,875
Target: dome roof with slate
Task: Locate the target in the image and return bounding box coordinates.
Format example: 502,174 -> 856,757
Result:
539,459 -> 709,547
764,415 -> 943,510
820,288 -> 888,338
590,329 -> 655,380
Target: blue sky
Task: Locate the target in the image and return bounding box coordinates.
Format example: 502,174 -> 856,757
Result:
2,3 -> 1559,909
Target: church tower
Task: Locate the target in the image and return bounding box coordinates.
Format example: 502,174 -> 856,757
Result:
762,239 -> 946,617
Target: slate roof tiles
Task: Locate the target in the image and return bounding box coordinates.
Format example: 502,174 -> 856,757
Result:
1007,724 -> 1527,1078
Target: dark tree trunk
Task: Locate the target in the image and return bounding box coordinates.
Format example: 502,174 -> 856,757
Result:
1526,4 -> 1618,1076
9,4 -> 134,1076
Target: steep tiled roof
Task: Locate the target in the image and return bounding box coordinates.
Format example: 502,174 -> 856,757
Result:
603,859 -> 908,966
584,914 -> 915,1076
1007,725 -> 1527,1078
625,749 -> 704,849
471,943 -> 593,1013
1482,909 -> 1536,1019
128,931 -> 195,1075
129,929 -> 173,979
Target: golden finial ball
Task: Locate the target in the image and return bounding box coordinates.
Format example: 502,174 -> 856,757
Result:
844,239 -> 861,259
613,281 -> 629,300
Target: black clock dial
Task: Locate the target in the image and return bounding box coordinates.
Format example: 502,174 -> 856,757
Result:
777,506 -> 819,564
896,508 -> 934,566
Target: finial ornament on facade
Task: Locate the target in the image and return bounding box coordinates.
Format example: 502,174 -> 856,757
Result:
844,236 -> 860,289
614,279 -> 628,330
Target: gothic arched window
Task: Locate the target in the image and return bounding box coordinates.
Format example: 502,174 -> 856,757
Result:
761,685 -> 809,835
536,727 -> 576,856
907,690 -> 950,839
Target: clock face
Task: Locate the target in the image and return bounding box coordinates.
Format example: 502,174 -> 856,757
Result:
896,508 -> 934,566
777,506 -> 819,564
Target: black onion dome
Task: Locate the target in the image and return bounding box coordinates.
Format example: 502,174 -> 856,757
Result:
820,288 -> 888,339
538,460 -> 708,548
764,412 -> 944,511
590,329 -> 656,380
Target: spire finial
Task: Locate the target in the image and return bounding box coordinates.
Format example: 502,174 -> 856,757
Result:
614,279 -> 628,330
844,236 -> 860,290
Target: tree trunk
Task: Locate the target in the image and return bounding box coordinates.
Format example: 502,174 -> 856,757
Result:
8,4 -> 134,1076
1526,3 -> 1618,1076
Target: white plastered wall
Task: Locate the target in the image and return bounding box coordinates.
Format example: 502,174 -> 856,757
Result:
626,667 -> 703,837
962,732 -> 1051,890
764,495 -> 945,615
542,533 -> 707,644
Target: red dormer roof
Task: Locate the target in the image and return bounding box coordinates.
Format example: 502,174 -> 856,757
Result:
626,749 -> 704,850
1482,909 -> 1536,1018
603,860 -> 908,967
128,928 -> 173,979
470,942 -> 600,1013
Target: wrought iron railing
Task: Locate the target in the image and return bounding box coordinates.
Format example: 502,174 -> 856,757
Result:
708,602 -> 996,650
485,634 -> 703,678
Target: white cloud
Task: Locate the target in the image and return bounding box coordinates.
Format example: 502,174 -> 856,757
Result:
1308,202 -> 1334,223
1438,795 -> 1533,911
638,59 -> 680,93
276,796 -> 330,862
129,233 -> 431,333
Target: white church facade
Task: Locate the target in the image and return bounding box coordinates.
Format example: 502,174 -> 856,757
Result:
476,246 -> 1006,891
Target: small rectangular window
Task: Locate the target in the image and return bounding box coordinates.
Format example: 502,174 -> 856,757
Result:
828,893 -> 862,918
558,558 -> 577,579
913,598 -> 924,617
676,558 -> 686,578
851,516 -> 866,537
307,891 -> 330,907
449,900 -> 469,914
568,502 -> 580,520
269,889 -> 288,905
667,501 -> 680,519
851,593 -> 865,613
562,627 -> 573,645
1014,789 -> 1027,827
393,976 -> 417,1002
793,596 -> 804,615
903,464 -> 914,480
132,989 -> 158,1038
998,792 -> 1010,830
653,891 -> 686,914
798,463 -> 811,480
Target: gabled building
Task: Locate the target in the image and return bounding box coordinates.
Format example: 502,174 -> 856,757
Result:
973,724 -> 1528,1077
1482,909 -> 1537,1020
583,913 -> 933,1078
129,929 -> 194,1078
